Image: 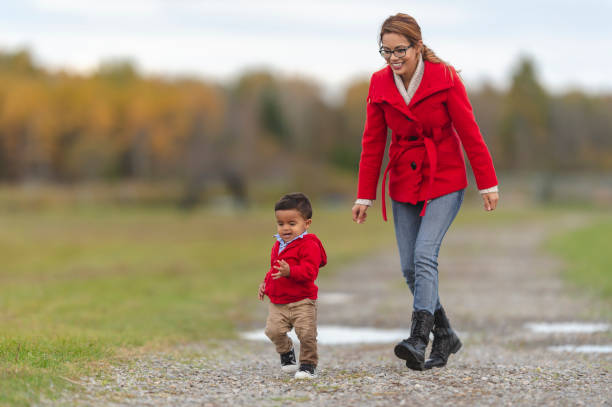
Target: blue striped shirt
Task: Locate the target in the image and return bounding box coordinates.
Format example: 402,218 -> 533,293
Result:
274,231 -> 308,253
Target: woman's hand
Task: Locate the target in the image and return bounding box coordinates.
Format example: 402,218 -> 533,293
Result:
482,192 -> 499,212
352,204 -> 369,224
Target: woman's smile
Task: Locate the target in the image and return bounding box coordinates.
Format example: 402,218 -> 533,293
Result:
390,61 -> 404,71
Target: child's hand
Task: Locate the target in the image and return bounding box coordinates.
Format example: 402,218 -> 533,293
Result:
272,260 -> 290,279
258,282 -> 266,300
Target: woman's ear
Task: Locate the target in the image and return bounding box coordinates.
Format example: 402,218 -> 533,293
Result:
416,40 -> 424,54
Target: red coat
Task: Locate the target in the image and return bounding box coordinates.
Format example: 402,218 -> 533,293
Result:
357,61 -> 498,220
264,233 -> 327,304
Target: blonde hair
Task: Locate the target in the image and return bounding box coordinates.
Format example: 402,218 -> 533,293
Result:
379,13 -> 449,67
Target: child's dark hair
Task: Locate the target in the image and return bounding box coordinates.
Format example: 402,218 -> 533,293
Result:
274,192 -> 312,220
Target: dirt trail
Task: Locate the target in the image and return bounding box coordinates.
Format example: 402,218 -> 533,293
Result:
42,214 -> 611,406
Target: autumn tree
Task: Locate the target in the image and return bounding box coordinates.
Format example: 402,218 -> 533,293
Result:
499,57 -> 552,171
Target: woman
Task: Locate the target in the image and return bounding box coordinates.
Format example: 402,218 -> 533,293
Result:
351,13 -> 499,371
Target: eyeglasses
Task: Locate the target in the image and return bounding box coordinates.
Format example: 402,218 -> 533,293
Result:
379,45 -> 413,59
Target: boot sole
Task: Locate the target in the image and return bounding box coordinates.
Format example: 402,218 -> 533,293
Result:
394,344 -> 424,371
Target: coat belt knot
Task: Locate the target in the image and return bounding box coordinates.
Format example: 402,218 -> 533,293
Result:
381,125 -> 441,221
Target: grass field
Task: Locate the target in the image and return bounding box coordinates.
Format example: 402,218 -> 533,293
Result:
0,199 -> 610,406
547,213 -> 612,302
0,204 -> 398,406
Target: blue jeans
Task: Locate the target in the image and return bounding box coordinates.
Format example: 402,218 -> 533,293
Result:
392,189 -> 464,315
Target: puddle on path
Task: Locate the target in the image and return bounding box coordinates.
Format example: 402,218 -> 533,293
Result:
548,345 -> 612,353
317,292 -> 353,305
525,322 -> 610,334
241,325 -> 410,345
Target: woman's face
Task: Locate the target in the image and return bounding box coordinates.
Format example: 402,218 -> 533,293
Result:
380,33 -> 422,78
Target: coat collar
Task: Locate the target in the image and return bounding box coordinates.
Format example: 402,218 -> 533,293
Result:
370,60 -> 454,120
393,56 -> 424,106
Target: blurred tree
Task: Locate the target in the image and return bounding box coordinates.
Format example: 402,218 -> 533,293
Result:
0,49 -> 40,76
499,57 -> 554,200
0,76 -> 51,180
551,91 -> 612,171
500,57 -> 552,171
95,59 -> 138,84
469,82 -> 503,167
180,82 -> 231,208
278,77 -> 338,158
335,79 -> 369,171
261,87 -> 290,146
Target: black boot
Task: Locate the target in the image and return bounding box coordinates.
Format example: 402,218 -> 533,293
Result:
424,307 -> 462,369
394,310 -> 435,371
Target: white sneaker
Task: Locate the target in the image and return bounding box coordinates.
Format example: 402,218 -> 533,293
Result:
281,364 -> 298,373
280,348 -> 298,373
294,364 -> 316,379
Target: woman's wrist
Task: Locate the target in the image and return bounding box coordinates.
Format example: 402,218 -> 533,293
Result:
354,199 -> 374,206
479,185 -> 499,194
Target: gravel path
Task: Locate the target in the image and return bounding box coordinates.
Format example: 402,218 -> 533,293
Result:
41,213 -> 611,406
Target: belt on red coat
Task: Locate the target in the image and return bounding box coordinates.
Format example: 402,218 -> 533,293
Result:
381,126 -> 440,221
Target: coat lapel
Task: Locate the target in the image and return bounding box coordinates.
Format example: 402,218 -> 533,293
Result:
372,62 -> 454,119
373,66 -> 417,120
408,61 -> 454,109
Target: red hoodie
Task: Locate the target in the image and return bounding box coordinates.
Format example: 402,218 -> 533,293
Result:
263,233 -> 327,304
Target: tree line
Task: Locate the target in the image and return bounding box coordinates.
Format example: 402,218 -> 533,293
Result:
1,49 -> 611,203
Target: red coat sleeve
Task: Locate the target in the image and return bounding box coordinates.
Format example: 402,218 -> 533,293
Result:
357,77 -> 388,200
264,242 -> 279,291
270,242 -> 278,266
446,68 -> 498,190
288,241 -> 321,283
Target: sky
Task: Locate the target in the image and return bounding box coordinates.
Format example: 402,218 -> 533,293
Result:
1,0 -> 611,99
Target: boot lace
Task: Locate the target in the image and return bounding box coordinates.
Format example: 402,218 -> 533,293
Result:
404,315 -> 429,345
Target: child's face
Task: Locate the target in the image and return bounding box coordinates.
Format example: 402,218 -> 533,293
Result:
275,209 -> 311,242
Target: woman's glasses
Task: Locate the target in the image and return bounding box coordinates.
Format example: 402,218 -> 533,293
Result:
379,45 -> 413,59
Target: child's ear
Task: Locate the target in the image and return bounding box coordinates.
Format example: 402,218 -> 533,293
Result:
305,219 -> 312,229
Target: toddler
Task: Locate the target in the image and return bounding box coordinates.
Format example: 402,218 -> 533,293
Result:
258,192 -> 327,379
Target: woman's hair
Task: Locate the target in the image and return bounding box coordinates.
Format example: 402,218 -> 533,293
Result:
379,13 -> 449,67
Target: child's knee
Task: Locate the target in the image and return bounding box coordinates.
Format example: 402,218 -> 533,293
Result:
265,324 -> 290,340
265,326 -> 280,340
294,325 -> 316,344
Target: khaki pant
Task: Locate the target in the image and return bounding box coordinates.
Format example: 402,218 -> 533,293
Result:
264,298 -> 318,366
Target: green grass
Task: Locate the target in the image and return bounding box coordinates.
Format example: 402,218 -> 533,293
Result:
547,213 -> 612,300
0,204 -> 395,406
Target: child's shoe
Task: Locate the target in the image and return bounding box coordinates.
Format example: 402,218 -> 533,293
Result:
294,363 -> 316,379
280,348 -> 298,373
